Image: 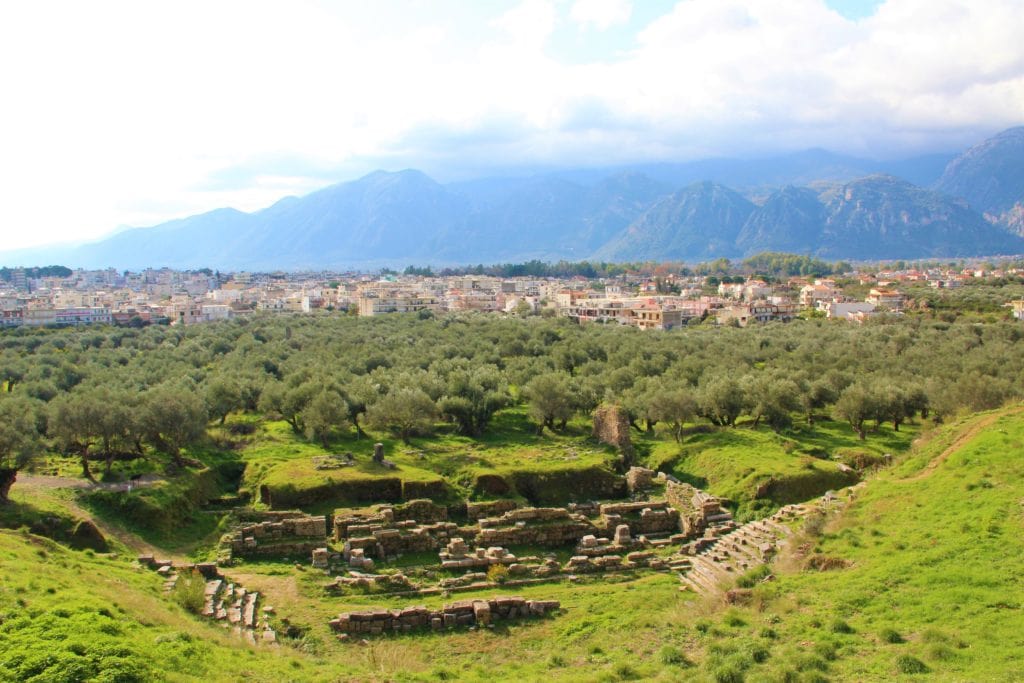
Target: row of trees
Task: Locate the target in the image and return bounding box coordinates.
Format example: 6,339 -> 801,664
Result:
2,308 -> 1022,501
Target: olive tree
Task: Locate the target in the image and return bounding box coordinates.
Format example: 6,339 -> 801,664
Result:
365,387 -> 437,444
523,372 -> 575,434
140,384 -> 208,468
0,396 -> 43,502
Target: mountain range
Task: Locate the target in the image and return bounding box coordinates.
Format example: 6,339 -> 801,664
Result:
6,128 -> 1024,270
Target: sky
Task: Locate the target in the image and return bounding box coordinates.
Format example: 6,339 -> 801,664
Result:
1,0 -> 1023,250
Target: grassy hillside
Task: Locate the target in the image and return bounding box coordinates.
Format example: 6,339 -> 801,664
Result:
0,529 -> 335,682
687,406 -> 1024,682
1,406 -> 1021,681
239,411 -> 624,509
643,418 -> 916,519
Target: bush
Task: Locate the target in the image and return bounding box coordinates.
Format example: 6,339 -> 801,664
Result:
486,564 -> 509,584
879,627 -> 904,644
611,662 -> 639,680
926,643 -> 956,661
803,512 -> 826,537
723,610 -> 747,627
830,618 -> 854,634
895,655 -> 929,674
736,564 -> 772,588
171,570 -> 206,614
658,645 -> 691,666
813,640 -> 838,661
709,664 -> 744,683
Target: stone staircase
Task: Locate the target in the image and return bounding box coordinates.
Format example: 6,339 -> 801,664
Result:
142,556 -> 278,645
677,503 -> 807,594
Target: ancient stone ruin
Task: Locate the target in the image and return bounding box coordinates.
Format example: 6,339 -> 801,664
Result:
592,404 -> 635,462
139,555 -> 278,645
439,538 -> 517,569
625,466 -> 657,493
676,488 -> 852,595
312,453 -> 354,470
665,481 -> 736,539
328,596 -> 560,639
222,512 -> 328,561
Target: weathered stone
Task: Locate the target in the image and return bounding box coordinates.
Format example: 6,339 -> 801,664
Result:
625,466 -> 656,493
472,600 -> 491,625
311,547 -> 330,569
592,404 -> 634,460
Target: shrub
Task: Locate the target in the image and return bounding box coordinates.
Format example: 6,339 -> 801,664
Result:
723,610 -> 747,627
547,655 -> 566,668
746,643 -> 770,664
658,645 -> 691,666
803,513 -> 826,537
879,627 -> 904,644
735,564 -> 772,588
794,654 -> 829,672
709,664 -> 745,683
830,618 -> 854,634
895,655 -> 929,674
171,570 -> 206,614
926,643 -> 956,661
813,640 -> 838,661
486,564 -> 509,584
611,662 -> 639,680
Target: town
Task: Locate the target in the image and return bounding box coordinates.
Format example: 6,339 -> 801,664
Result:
3,260 -> 1024,330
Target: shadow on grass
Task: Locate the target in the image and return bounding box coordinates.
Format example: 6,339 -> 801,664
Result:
0,497 -> 108,551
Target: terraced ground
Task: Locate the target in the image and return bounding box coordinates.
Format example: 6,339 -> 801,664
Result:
2,407 -> 1021,681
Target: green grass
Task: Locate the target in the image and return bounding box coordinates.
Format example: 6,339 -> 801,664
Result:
0,529 -> 338,682
2,406 -> 1021,680
243,410 -> 622,509
688,405 -> 1024,681
642,418 -> 917,519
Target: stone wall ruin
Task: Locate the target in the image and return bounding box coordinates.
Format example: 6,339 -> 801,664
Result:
329,596 -> 560,638
592,404 -> 635,462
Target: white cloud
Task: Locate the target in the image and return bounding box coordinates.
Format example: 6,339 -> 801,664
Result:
570,0 -> 632,31
0,0 -> 1022,251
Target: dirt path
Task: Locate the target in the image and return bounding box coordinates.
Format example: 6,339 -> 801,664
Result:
17,473 -> 163,492
899,406 -> 1024,482
13,473 -> 182,561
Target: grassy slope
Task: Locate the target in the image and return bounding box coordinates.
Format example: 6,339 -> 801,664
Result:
643,418 -> 917,519
0,530 -> 334,683
691,406 -> 1024,682
1,408 -> 1020,681
244,410 -> 620,508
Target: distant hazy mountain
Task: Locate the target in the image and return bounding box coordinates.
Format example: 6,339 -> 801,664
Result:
5,132 -> 1024,270
619,149 -> 955,192
934,126 -> 1024,235
816,175 -> 1022,259
735,186 -> 826,255
440,172 -> 672,262
594,182 -> 754,261
593,174 -> 1024,262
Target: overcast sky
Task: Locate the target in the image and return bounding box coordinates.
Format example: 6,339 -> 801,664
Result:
1,0 -> 1022,250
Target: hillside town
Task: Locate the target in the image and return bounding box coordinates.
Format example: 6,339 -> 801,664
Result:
1,263 -> 1022,331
